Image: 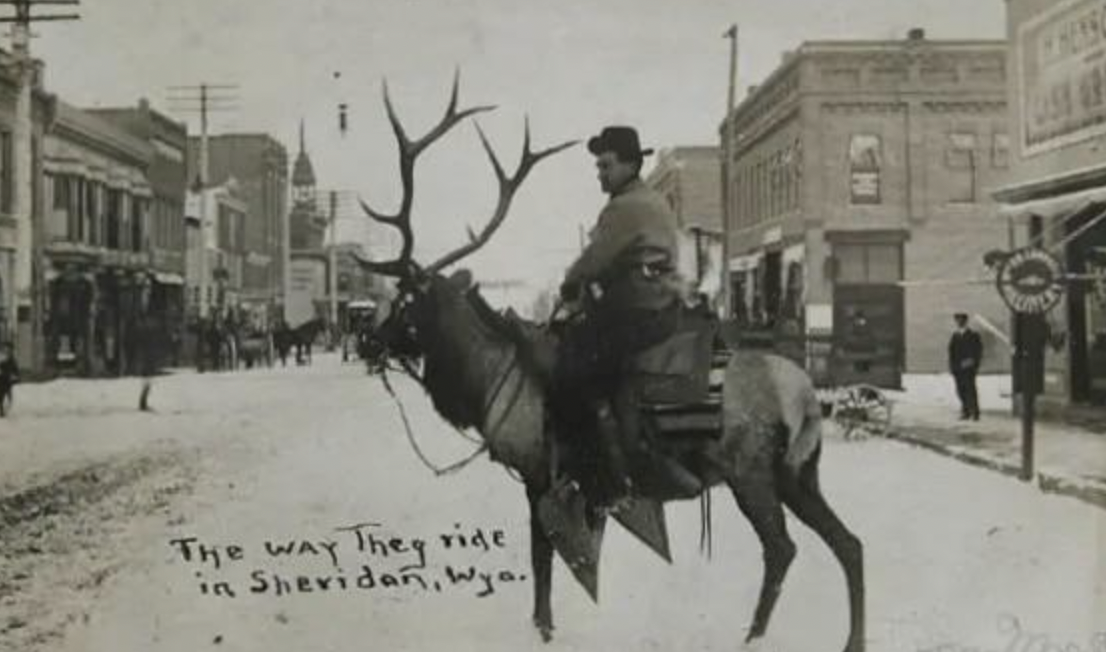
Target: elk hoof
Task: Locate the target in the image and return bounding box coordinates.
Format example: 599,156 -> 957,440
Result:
532,617 -> 554,643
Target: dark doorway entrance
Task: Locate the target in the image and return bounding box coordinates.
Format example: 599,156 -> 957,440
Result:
1066,208 -> 1106,405
833,284 -> 905,389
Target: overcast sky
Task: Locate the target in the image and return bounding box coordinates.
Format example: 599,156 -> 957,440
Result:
30,0 -> 1005,298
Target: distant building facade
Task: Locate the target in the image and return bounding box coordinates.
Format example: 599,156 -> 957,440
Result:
0,50 -> 51,371
286,122 -> 327,327
645,146 -> 725,300
996,0 -> 1106,407
42,101 -> 155,376
186,132 -> 288,322
89,100 -> 189,343
723,30 -> 1011,387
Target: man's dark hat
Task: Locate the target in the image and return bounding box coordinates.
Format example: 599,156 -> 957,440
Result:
587,126 -> 655,160
954,312 -> 969,320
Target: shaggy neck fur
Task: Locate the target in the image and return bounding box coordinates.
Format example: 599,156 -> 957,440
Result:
415,287 -> 515,432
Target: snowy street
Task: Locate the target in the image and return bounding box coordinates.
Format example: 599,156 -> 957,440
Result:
1,355 -> 1103,652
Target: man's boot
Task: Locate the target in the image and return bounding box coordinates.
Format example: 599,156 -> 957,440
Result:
593,399 -> 633,508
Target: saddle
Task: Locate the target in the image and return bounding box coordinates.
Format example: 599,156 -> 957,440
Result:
627,309 -> 730,439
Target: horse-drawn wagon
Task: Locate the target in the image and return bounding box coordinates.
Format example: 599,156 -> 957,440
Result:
729,323 -> 895,439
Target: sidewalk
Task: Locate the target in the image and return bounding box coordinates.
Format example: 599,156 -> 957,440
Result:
881,375 -> 1106,509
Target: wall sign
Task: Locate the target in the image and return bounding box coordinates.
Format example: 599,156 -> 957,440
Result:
1018,0 -> 1106,156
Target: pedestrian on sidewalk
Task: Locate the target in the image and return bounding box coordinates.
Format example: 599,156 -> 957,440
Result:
948,312 -> 982,420
0,342 -> 20,417
135,314 -> 163,412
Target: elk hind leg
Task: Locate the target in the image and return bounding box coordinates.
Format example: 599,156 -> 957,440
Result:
780,446 -> 865,652
729,471 -> 796,643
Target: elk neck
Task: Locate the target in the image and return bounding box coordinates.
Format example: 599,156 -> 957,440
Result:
416,286 -> 520,433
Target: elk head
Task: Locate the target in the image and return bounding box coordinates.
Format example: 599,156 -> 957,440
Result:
356,72 -> 576,364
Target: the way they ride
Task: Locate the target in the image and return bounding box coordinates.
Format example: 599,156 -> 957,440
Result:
355,74 -> 866,652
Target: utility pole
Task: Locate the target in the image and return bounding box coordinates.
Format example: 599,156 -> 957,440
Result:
0,0 -> 79,372
721,24 -> 739,319
328,189 -> 338,349
167,83 -> 237,321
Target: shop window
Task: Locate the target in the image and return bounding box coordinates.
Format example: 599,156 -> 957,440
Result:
136,198 -> 149,253
946,132 -> 977,203
106,189 -> 122,250
782,261 -> 804,322
85,182 -> 101,246
0,130 -> 11,215
70,177 -> 84,242
792,138 -> 803,209
731,274 -> 749,326
848,134 -> 882,205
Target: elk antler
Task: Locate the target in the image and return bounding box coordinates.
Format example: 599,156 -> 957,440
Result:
358,70 -> 495,277
426,118 -> 577,274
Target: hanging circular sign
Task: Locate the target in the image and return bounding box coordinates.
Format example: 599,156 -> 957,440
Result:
995,247 -> 1065,314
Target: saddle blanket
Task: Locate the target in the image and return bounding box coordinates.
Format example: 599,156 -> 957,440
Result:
639,349 -> 730,438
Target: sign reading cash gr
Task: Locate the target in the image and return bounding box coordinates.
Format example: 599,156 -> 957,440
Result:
996,247 -> 1066,314
1018,0 -> 1106,155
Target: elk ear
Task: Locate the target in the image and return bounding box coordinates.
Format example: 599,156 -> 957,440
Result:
447,269 -> 474,291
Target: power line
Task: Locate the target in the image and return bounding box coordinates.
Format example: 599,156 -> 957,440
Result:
0,0 -> 79,24
165,82 -> 240,320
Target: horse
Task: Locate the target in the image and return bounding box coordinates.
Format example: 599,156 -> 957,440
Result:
354,75 -> 865,652
289,318 -> 325,365
239,330 -> 273,369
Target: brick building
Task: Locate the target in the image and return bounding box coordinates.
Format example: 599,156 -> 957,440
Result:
89,100 -> 189,338
186,132 -> 288,322
184,180 -> 247,317
723,30 -> 1012,387
995,0 -> 1106,407
645,146 -> 724,298
0,49 -> 50,370
42,101 -> 155,376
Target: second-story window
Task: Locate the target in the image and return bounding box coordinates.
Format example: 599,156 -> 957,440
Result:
992,132 -> 1010,169
947,132 -> 977,203
106,189 -> 122,250
848,134 -> 882,205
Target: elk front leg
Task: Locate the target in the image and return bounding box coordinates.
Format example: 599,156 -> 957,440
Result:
527,486 -> 555,642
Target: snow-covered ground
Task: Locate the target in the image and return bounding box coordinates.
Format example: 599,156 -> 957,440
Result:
894,374 -> 1011,411
1,357 -> 1103,652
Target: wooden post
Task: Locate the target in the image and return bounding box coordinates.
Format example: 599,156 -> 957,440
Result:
721,24 -> 738,318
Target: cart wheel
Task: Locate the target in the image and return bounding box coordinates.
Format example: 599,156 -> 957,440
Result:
833,384 -> 893,440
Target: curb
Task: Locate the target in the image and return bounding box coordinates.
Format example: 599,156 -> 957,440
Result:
882,427 -> 1106,510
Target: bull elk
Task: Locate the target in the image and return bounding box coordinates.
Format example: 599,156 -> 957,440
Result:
357,73 -> 865,652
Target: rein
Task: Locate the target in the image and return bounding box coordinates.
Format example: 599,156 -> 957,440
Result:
379,362 -> 488,476
378,347 -> 525,479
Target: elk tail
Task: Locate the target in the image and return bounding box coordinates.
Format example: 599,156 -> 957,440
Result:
783,385 -> 824,472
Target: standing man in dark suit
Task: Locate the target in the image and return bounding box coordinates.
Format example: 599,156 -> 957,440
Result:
948,312 -> 983,420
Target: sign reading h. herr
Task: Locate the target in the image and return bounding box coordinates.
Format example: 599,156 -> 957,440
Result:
1019,0 -> 1106,156
996,247 -> 1066,314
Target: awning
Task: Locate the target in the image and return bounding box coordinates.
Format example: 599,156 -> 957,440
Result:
152,272 -> 184,285
998,184 -> 1106,220
782,243 -> 805,265
728,251 -> 764,272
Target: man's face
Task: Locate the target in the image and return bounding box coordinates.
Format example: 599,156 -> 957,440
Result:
955,316 -> 968,329
595,151 -> 637,194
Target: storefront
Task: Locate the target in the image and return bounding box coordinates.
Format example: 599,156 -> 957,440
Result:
997,0 -> 1106,407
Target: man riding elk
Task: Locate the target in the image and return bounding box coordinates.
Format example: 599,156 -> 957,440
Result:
555,125 -> 700,508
